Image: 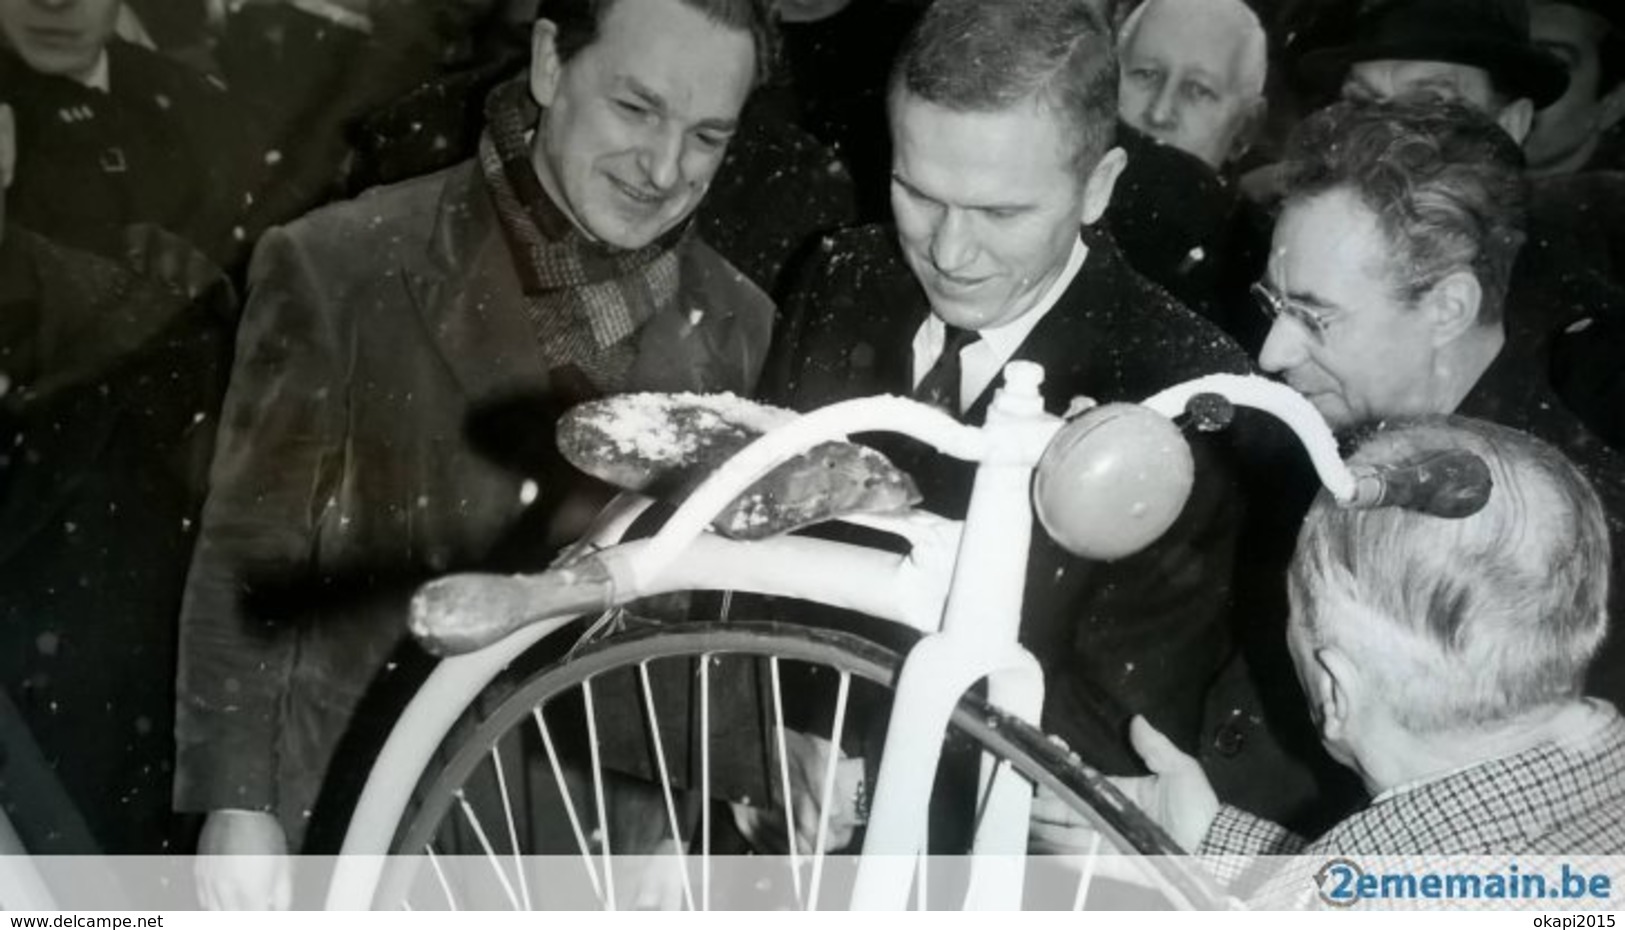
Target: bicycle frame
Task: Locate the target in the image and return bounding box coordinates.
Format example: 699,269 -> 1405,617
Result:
329,366 -> 1352,910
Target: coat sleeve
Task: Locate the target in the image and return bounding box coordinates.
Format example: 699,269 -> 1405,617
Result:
173,224 -> 349,814
1195,804 -> 1307,888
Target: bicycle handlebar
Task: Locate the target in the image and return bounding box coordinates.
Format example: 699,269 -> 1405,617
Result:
410,371 -> 1489,656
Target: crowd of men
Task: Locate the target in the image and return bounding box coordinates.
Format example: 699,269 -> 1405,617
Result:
0,0 -> 1622,910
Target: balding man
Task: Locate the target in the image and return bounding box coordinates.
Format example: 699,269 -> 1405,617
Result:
1117,0 -> 1268,169
1040,417 -> 1625,906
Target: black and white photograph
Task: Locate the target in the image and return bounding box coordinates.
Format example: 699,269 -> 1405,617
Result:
0,0 -> 1621,914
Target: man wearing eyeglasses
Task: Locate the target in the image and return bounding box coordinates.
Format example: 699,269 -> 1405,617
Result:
1201,97 -> 1625,833
1255,99 -> 1623,451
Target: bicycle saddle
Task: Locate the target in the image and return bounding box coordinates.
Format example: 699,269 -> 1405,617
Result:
557,391 -> 922,540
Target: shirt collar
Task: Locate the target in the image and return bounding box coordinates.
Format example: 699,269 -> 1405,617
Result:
921,235 -> 1088,356
1369,701 -> 1617,805
975,235 -> 1089,358
81,49 -> 110,93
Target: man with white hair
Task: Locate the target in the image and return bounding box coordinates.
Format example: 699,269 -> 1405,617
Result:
1116,0 -> 1267,169
1037,417 -> 1625,906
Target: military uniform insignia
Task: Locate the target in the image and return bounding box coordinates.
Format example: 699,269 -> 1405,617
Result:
99,147 -> 128,174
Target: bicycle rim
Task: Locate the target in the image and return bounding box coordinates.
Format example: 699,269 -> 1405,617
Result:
374,620 -> 1225,910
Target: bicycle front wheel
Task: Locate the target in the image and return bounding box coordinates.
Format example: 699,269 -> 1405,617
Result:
373,620 -> 1224,911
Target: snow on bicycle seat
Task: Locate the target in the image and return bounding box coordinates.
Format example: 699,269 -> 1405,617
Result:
558,391 -> 922,540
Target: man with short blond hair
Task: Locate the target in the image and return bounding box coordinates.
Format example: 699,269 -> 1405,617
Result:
767,0 -> 1249,776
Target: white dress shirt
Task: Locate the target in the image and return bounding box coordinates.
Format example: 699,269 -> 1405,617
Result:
82,51 -> 111,93
910,236 -> 1089,413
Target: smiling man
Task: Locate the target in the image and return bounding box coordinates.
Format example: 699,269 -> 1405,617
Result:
1115,0 -> 1267,170
175,0 -> 775,909
1258,100 -> 1561,433
765,0 -> 1249,778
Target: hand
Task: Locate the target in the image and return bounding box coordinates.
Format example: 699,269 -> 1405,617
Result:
1031,717 -> 1218,857
195,810 -> 292,910
730,730 -> 866,855
1108,716 -> 1220,853
621,837 -> 689,910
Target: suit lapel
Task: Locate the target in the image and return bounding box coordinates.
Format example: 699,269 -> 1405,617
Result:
400,163 -> 552,403
884,300 -> 926,395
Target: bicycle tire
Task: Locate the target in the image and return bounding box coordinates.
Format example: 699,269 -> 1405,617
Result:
373,620 -> 1226,911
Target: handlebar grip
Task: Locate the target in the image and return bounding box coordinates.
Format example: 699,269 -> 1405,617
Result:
1345,450 -> 1492,519
409,561 -> 615,656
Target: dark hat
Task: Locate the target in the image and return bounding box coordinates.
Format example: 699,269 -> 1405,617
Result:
1538,0 -> 1625,33
1299,0 -> 1570,108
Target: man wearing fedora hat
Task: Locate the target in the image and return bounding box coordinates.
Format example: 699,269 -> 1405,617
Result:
1527,0 -> 1625,175
1289,0 -> 1625,442
1299,0 -> 1570,145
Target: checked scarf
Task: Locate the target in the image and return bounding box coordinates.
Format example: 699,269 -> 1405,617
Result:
479,78 -> 684,396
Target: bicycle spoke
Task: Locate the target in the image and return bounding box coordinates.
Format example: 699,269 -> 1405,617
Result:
425,843 -> 459,910
638,659 -> 697,911
582,677 -> 618,909
487,743 -> 532,910
769,656 -> 805,907
532,706 -> 604,903
972,757 -> 1008,832
1069,832 -> 1104,911
700,652 -> 713,911
806,668 -> 851,911
453,788 -> 522,909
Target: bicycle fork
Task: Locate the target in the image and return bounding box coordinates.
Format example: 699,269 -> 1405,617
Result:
851,363 -> 1059,910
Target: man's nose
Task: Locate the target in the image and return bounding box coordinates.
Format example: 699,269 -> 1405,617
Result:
929,208 -> 976,274
1257,316 -> 1308,375
1146,80 -> 1178,129
637,127 -> 685,192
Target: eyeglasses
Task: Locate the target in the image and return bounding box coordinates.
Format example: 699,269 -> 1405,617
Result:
1251,281 -> 1333,342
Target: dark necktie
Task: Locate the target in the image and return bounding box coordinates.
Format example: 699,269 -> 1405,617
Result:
913,324 -> 981,413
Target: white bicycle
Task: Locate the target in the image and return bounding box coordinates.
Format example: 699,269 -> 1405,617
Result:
322,363 -> 1421,911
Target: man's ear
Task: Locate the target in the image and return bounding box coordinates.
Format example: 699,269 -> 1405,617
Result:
1496,97 -> 1535,145
1420,269 -> 1484,347
1225,97 -> 1268,166
1080,145 -> 1127,226
530,18 -> 564,109
1312,645 -> 1361,745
